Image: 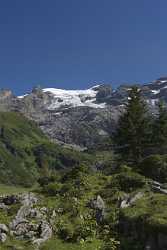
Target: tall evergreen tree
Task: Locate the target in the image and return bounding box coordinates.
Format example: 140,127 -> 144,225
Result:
152,101 -> 167,153
114,86 -> 150,163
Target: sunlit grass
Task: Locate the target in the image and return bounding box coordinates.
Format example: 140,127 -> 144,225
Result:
0,184 -> 30,195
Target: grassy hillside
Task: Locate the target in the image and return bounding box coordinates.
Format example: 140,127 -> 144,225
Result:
0,112 -> 91,187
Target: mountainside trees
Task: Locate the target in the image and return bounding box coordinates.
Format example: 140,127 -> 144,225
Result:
152,101 -> 167,153
113,86 -> 151,163
114,86 -> 167,164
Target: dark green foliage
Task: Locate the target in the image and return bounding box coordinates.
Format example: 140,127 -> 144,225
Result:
43,182 -> 63,196
152,101 -> 167,153
112,171 -> 146,193
38,175 -> 58,187
56,217 -> 97,242
114,86 -> 151,163
34,143 -> 81,171
139,154 -> 167,182
100,238 -> 120,250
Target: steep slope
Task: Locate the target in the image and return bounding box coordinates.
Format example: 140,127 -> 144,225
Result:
1,77 -> 167,148
0,112 -> 90,186
16,85 -> 120,148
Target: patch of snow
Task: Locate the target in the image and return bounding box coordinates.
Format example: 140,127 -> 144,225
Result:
159,80 -> 167,83
17,94 -> 28,99
151,90 -> 160,95
42,86 -> 106,109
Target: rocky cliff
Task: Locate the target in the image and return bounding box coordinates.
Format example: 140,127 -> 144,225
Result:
1,77 -> 167,148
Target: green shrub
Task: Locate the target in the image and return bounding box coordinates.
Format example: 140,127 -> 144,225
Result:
139,154 -> 167,182
111,171 -> 146,192
56,217 -> 97,242
100,238 -> 120,250
44,182 -> 63,196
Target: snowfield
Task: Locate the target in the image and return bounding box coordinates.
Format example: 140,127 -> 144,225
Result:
18,85 -> 106,109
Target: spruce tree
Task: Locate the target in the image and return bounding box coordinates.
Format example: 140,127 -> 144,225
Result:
114,86 -> 150,163
152,101 -> 167,153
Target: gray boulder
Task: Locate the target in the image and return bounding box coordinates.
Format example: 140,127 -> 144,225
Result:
89,195 -> 106,223
0,224 -> 8,233
33,221 -> 52,247
0,232 -> 7,242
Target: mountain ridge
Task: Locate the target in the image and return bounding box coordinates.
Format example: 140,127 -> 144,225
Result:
1,77 -> 167,148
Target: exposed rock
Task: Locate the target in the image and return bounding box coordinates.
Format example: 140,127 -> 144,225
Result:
2,195 -> 18,205
1,77 -> 167,148
0,203 -> 9,210
89,195 -> 106,223
33,221 -> 52,247
3,192 -> 53,247
0,224 -> 8,233
0,232 -> 7,242
21,193 -> 38,206
150,181 -> 167,195
120,192 -> 144,208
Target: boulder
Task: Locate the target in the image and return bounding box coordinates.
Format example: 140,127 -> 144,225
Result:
0,224 -> 8,233
33,221 -> 52,247
120,192 -> 144,208
89,195 -> 106,223
0,203 -> 9,210
2,195 -> 18,205
0,232 -> 7,242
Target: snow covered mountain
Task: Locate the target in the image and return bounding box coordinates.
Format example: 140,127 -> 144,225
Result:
18,85 -> 106,110
1,77 -> 167,149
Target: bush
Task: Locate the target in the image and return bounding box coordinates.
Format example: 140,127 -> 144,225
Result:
44,182 -> 63,196
139,154 -> 167,182
100,238 -> 120,250
112,171 -> 146,192
38,175 -> 58,187
56,217 -> 97,242
57,220 -> 75,241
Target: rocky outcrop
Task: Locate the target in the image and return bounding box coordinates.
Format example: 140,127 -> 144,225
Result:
0,224 -> 8,242
89,195 -> 106,223
33,221 -> 52,247
1,77 -> 167,148
0,193 -> 52,247
120,192 -> 144,208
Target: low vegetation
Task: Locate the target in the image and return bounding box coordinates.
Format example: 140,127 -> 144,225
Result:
1,87 -> 167,249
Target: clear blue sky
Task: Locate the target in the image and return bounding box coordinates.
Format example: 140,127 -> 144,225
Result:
0,0 -> 166,95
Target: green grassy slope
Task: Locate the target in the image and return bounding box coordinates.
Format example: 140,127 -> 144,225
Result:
0,112 -> 91,187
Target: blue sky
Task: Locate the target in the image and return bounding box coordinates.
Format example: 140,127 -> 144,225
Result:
0,0 -> 166,95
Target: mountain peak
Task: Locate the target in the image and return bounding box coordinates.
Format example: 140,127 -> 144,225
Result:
153,77 -> 167,85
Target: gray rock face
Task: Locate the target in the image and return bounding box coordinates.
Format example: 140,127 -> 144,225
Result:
0,224 -> 8,242
89,195 -> 105,223
120,192 -> 144,208
0,224 -> 8,233
1,77 -> 167,148
7,192 -> 52,247
0,232 -> 7,242
33,221 -> 52,247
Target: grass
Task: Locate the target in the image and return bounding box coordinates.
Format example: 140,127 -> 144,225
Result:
0,184 -> 30,195
122,193 -> 167,233
41,238 -> 102,250
1,238 -> 102,250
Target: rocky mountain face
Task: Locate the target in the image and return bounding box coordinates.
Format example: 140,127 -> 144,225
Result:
1,77 -> 167,148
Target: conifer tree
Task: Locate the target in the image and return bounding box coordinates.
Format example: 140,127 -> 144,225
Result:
152,101 -> 167,153
114,86 -> 150,163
